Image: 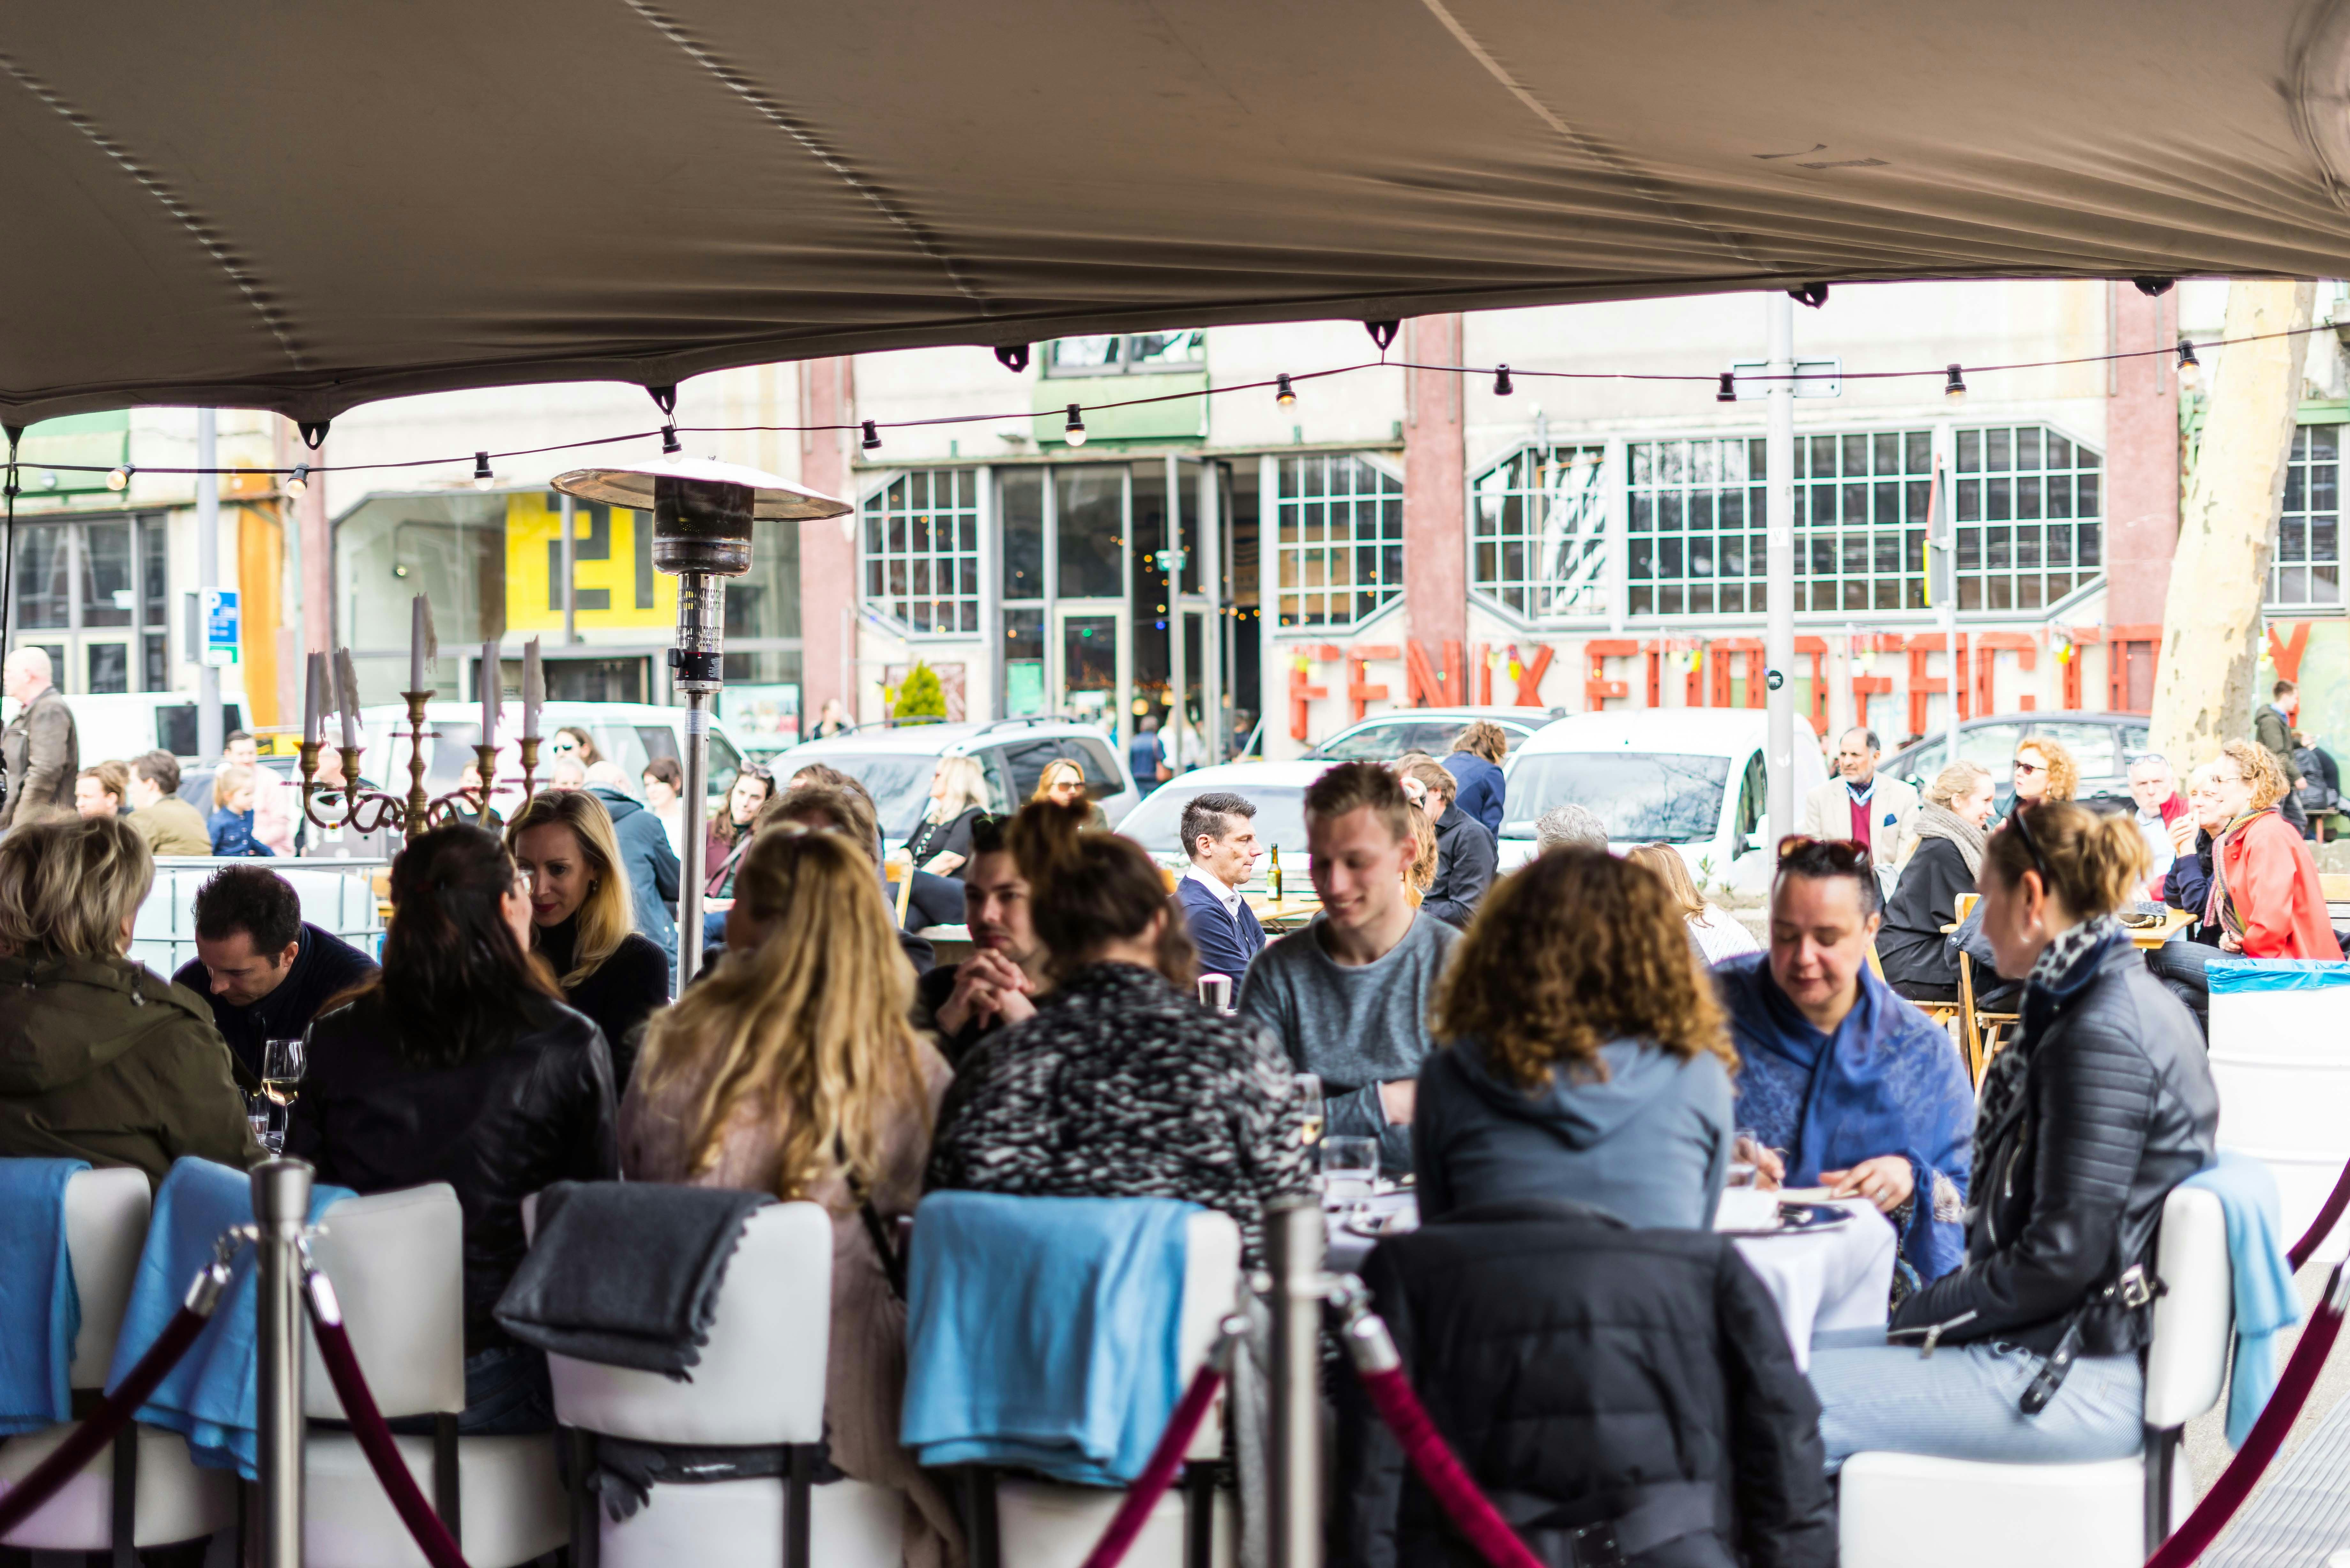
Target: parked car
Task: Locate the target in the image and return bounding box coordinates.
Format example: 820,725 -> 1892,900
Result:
767,717 -> 1139,845
59,692 -> 247,762
1881,711 -> 2149,814
1113,759 -> 1332,879
358,700 -> 756,811
1498,710 -> 1830,893
1305,706 -> 1561,763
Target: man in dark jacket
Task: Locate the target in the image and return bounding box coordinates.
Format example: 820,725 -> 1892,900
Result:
588,772 -> 683,962
1336,1199 -> 1835,1568
1415,765 -> 1496,930
173,865 -> 379,1087
1172,790 -> 1265,986
0,647 -> 77,830
2256,681 -> 2310,833
1439,721 -> 1508,836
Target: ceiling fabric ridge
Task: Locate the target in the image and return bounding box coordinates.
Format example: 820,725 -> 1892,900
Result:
618,0 -> 990,308
0,47 -> 306,369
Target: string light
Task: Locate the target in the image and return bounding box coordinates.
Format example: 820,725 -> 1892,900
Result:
1943,364 -> 1967,402
1275,374 -> 1296,406
1064,404 -> 1088,446
1494,364 -> 1514,396
1716,372 -> 1737,403
106,464 -> 131,491
284,464 -> 308,496
471,451 -> 494,488
661,425 -> 682,455
2176,340 -> 2202,391
861,420 -> 881,452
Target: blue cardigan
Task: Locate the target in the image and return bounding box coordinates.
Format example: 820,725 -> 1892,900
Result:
1173,872 -> 1265,986
1443,752 -> 1506,835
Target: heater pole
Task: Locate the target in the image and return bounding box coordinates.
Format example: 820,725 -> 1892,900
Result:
674,572 -> 724,990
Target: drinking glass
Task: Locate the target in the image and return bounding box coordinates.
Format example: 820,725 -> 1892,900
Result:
1292,1073 -> 1325,1146
1320,1135 -> 1379,1205
1198,974 -> 1234,1013
261,1037 -> 306,1138
1728,1125 -> 1762,1187
245,1093 -> 278,1155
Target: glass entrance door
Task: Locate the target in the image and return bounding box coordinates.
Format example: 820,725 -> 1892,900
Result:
1052,604 -> 1127,736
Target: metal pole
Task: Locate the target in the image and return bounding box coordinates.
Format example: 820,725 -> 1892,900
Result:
197,410 -> 222,759
1198,461 -> 1224,761
675,571 -> 724,990
252,1157 -> 311,1568
1267,1196 -> 1323,1568
560,493 -> 577,645
1764,294 -> 1796,848
1938,454 -> 1960,765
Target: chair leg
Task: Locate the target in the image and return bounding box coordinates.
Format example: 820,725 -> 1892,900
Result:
567,1428 -> 600,1568
957,1468 -> 1000,1568
1182,1463 -> 1217,1568
433,1413 -> 462,1548
2144,1424 -> 2179,1556
109,1422 -> 138,1568
784,1445 -> 813,1568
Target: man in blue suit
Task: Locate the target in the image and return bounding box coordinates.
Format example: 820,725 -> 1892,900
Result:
1173,791 -> 1266,989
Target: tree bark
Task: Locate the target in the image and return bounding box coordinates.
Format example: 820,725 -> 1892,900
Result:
2149,280 -> 2313,768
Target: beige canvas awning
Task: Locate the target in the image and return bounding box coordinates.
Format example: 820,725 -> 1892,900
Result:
9,0 -> 2350,423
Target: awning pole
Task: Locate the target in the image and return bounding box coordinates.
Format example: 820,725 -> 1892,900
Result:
1764,294 -> 1796,848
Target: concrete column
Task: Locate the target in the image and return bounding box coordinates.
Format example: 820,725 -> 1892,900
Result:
2105,281 -> 2183,627
1402,315 -> 1467,665
799,357 -> 858,718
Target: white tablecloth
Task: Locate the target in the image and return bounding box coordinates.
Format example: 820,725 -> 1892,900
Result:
1324,1194 -> 1896,1372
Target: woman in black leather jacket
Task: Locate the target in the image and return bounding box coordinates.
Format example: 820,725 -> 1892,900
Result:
1808,801 -> 2217,1470
289,825 -> 618,1435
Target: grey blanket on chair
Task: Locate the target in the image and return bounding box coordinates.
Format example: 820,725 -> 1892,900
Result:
494,1181 -> 771,1380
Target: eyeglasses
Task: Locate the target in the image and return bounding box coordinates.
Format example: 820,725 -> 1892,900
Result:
1776,835 -> 1872,871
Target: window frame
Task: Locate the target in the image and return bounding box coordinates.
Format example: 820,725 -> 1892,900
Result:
1469,440 -> 1614,627
1270,451 -> 1406,633
1040,330 -> 1208,379
1951,422 -> 2106,616
858,467 -> 983,639
2271,422 -> 2344,611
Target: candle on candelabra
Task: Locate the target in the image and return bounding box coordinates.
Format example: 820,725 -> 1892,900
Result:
333,649 -> 361,751
409,596 -> 436,693
522,637 -> 542,739
481,639 -> 498,748
304,652 -> 324,746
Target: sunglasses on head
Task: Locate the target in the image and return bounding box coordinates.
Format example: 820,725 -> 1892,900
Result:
2005,802 -> 2052,881
1776,835 -> 1872,871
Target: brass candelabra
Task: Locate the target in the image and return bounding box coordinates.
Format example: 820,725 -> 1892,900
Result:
298,692 -> 543,842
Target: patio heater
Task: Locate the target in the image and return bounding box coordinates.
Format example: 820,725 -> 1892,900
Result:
552,456 -> 849,986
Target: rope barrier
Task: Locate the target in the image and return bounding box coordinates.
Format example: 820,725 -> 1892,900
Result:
300,1264 -> 473,1568
2288,1158 -> 2350,1272
1076,1355 -> 1232,1568
0,1252 -> 235,1540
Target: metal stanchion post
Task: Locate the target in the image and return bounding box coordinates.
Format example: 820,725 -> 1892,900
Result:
1267,1196 -> 1324,1568
253,1158 -> 312,1568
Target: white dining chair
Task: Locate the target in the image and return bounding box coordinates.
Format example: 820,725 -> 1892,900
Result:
301,1183 -> 567,1568
1838,1183 -> 2234,1568
0,1164 -> 236,1565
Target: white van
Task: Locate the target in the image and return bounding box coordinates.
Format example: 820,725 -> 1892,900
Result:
358,700 -> 755,809
58,692 -> 247,762
1498,710 -> 1829,894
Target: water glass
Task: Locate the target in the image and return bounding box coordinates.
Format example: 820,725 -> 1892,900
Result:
1728,1125 -> 1762,1187
245,1093 -> 278,1154
1320,1135 -> 1379,1205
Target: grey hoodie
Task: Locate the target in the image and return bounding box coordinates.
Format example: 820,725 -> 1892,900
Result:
1412,1037 -> 1733,1230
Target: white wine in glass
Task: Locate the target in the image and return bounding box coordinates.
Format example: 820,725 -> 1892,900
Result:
262,1037 -> 306,1116
1293,1072 -> 1324,1145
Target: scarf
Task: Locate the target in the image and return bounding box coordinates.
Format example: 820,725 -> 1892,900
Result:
2203,808 -> 2274,942
1912,802 -> 1988,880
1970,915 -> 2121,1187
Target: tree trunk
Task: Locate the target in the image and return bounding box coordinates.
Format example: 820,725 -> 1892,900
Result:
2149,280 -> 2314,768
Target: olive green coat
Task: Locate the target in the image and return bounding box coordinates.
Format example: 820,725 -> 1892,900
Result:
0,951 -> 263,1182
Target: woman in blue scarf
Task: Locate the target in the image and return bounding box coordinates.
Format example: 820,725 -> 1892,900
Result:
1717,838 -> 1973,1283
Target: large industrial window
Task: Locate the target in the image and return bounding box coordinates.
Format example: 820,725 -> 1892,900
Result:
2273,425 -> 2343,609
1042,331 -> 1207,377
1953,425 -> 2102,612
1272,454 -> 1404,629
1627,437 -> 1768,617
1472,445 -> 1609,622
862,468 -> 981,636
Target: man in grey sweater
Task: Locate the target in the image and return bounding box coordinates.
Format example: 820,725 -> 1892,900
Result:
1239,761 -> 1460,1174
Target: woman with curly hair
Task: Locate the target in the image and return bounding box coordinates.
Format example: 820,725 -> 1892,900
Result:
1412,847 -> 1739,1229
2204,738 -> 2342,958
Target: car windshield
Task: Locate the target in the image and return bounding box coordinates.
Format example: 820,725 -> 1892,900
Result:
1117,783 -> 1312,862
792,752 -> 950,842
1500,752 -> 1731,843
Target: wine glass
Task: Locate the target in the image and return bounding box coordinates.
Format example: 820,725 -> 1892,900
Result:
1320,1136 -> 1379,1206
261,1037 -> 306,1150
1292,1073 -> 1324,1146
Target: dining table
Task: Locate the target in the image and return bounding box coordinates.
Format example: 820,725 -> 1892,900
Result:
1322,1188 -> 1897,1372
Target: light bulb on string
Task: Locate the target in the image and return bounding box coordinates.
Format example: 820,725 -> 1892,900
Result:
1493,364 -> 1513,396
284,464 -> 309,497
1943,364 -> 1968,403
106,464 -> 132,492
1716,372 -> 1737,403
1064,404 -> 1088,446
472,452 -> 495,488
661,425 -> 682,455
1275,374 -> 1296,407
2176,340 -> 2202,391
861,420 -> 882,452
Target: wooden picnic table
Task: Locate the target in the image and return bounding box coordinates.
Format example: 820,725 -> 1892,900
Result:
2125,907 -> 2196,948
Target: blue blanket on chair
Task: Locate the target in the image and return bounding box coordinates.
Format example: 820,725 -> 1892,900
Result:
900,1190 -> 1195,1487
2184,1152 -> 2300,1449
0,1158 -> 88,1435
104,1157 -> 351,1479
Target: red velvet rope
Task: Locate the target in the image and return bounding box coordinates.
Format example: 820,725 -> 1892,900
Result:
1356,1366 -> 1544,1568
0,1303 -> 212,1539
2288,1157 -> 2350,1272
302,1283 -> 472,1568
2145,1263 -> 2346,1568
1077,1362 -> 1227,1568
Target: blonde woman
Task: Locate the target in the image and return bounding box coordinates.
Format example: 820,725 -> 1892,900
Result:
901,754 -> 992,929
1396,773 -> 1439,904
1627,842 -> 1759,965
507,789 -> 670,1090
0,815 -> 259,1177
1029,757 -> 1109,830
1878,760 -> 1996,1001
622,827 -> 959,1567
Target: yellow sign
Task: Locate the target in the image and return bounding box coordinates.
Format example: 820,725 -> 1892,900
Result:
503,492 -> 675,631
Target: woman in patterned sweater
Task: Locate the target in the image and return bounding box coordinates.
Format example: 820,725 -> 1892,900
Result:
925,799 -> 1311,1264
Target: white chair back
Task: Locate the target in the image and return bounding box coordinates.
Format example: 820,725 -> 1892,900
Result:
2143,1183 -> 2232,1430
545,1200 -> 834,1446
1172,1211 -> 1241,1461
301,1184 -> 467,1421
62,1166 -> 152,1388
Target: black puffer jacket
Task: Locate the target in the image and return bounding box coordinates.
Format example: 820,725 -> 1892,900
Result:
287,989 -> 618,1353
1335,1200 -> 1834,1568
1893,935 -> 2216,1357
1421,805 -> 1497,931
